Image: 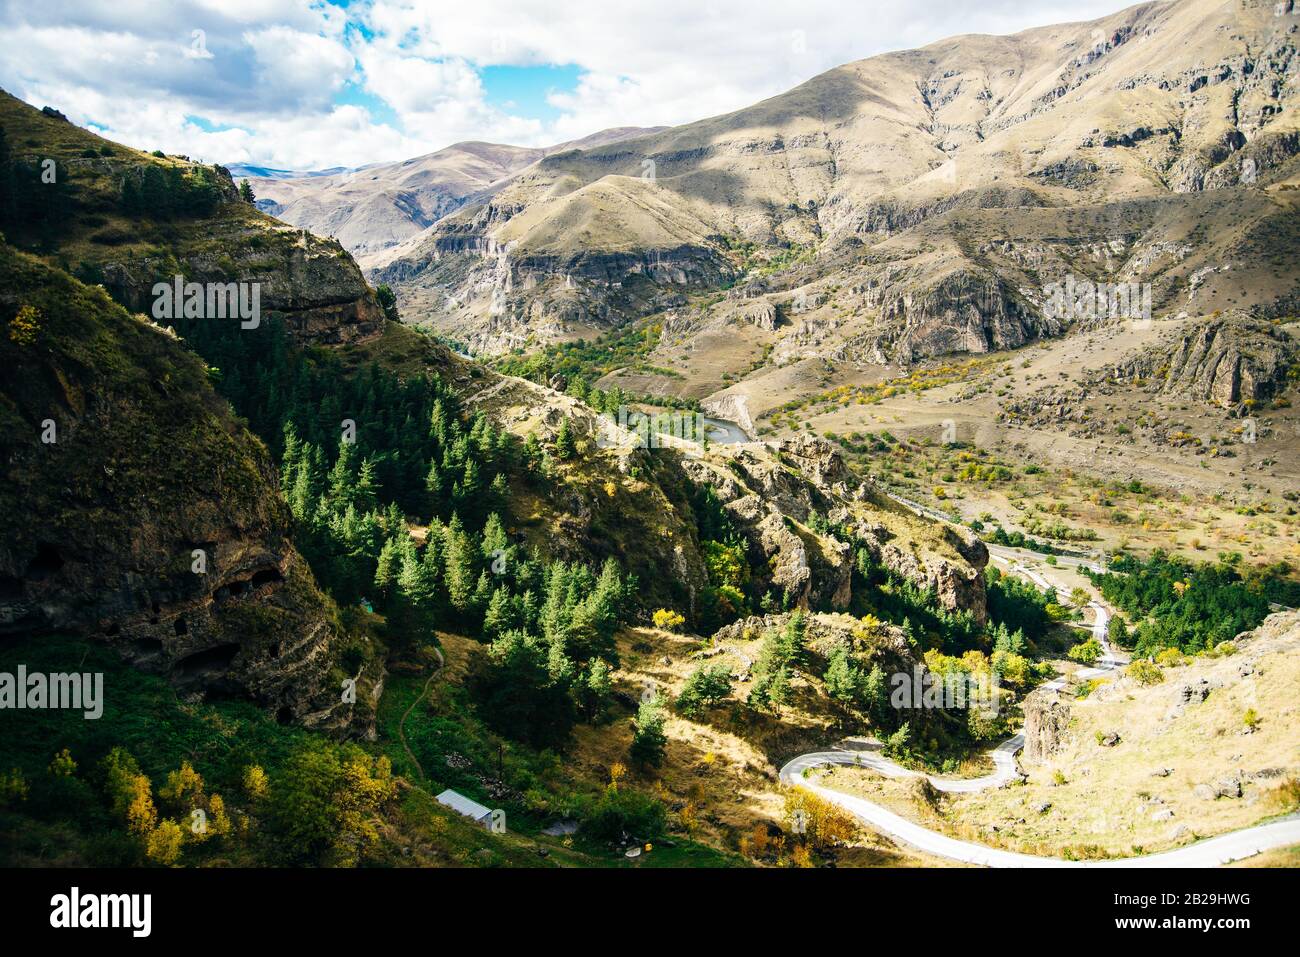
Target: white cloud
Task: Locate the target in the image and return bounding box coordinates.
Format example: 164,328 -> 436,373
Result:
355,47 -> 482,115
0,0 -> 1135,169
243,26 -> 354,110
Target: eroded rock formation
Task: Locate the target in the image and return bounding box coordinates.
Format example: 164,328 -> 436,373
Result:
0,249 -> 379,736
1022,688 -> 1072,765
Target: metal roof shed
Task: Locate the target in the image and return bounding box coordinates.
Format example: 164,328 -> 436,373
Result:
436,789 -> 494,828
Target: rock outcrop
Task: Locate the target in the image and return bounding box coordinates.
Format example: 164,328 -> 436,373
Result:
731,300 -> 779,332
680,436 -> 987,620
95,224 -> 384,348
1003,312 -> 1295,433
1155,315 -> 1292,408
1022,687 -> 1072,765
0,247 -> 379,736
699,392 -> 756,439
680,449 -> 853,613
1078,312 -> 1295,410
859,263 -> 1063,364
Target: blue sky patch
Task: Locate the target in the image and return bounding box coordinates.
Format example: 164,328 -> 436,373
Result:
334,83 -> 402,128
480,63 -> 582,122
183,114 -> 246,134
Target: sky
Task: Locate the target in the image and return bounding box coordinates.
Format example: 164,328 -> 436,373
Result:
0,0 -> 1133,171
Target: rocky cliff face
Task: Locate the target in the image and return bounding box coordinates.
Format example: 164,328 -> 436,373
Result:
94,221 -> 384,349
1153,315 -> 1293,407
1003,313 -> 1295,431
680,445 -> 852,613
369,233 -> 732,353
0,246 -> 379,736
681,435 -> 987,620
0,89 -> 384,350
858,264 -> 1063,364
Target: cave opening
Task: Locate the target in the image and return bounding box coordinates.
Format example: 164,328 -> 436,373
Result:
173,642 -> 240,678
131,635 -> 164,657
24,544 -> 65,581
251,567 -> 284,588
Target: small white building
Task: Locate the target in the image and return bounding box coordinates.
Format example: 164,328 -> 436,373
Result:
436,789 -> 494,829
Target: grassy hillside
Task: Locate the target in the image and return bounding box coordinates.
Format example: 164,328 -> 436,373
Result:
0,630 -> 706,868
0,89 -> 381,346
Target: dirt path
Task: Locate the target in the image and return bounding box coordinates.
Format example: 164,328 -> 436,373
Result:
398,646 -> 445,782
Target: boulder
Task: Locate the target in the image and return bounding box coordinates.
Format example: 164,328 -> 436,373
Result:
1212,776 -> 1243,799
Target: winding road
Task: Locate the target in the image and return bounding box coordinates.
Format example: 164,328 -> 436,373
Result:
779,494 -> 1300,867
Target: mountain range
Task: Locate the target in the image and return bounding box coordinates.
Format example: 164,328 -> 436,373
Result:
240,127 -> 664,269
352,0 -> 1298,379
1,0 -> 1297,873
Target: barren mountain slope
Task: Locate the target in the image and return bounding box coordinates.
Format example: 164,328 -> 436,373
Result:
247,127 -> 663,268
373,0 -> 1300,362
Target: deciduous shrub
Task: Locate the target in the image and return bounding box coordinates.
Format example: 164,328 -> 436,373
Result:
1126,659 -> 1163,686
7,304 -> 40,345
652,608 -> 685,631
783,790 -> 858,850
145,820 -> 184,865
1067,638 -> 1101,665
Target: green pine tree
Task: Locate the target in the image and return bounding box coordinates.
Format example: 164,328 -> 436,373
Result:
483,586 -> 513,641
630,695 -> 667,767
824,645 -> 861,705
553,419 -> 576,460
580,659 -> 611,719
373,537 -> 401,601
442,514 -> 476,616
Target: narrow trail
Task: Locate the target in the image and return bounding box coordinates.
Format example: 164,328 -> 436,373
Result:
398,647 -> 445,782
781,494 -> 1300,867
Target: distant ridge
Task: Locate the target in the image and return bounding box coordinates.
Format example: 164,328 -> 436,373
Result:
226,163 -> 352,180
239,126 -> 666,266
